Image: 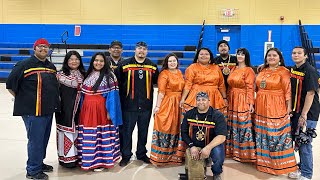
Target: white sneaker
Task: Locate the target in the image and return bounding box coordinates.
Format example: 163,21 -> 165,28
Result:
288,170 -> 301,179
93,167 -> 104,172
298,176 -> 311,180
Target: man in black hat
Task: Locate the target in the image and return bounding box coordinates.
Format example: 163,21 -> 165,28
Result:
180,91 -> 227,180
107,40 -> 124,70
115,41 -> 159,167
214,40 -> 237,89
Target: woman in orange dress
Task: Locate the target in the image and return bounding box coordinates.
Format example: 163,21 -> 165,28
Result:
255,48 -> 297,175
179,47 -> 227,113
225,48 -> 256,162
150,53 -> 185,166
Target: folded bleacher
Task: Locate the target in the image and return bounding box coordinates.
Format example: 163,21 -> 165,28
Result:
0,43 -> 196,81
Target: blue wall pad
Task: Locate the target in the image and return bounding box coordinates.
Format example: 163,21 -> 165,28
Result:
1,24 -> 320,66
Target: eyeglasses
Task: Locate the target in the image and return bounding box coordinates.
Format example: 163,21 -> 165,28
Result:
37,45 -> 49,49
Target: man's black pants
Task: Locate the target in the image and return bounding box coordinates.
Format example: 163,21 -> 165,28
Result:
120,110 -> 152,160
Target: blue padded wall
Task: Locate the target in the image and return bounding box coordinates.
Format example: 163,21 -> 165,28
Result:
1,24 -> 319,66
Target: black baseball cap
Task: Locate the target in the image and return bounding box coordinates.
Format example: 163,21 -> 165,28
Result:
135,41 -> 148,48
110,40 -> 123,48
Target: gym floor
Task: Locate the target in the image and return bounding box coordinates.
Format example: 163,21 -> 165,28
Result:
0,83 -> 319,180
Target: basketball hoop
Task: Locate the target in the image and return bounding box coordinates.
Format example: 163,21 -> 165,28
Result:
224,9 -> 234,17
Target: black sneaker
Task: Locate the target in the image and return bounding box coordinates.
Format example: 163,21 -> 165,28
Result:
178,173 -> 188,180
119,158 -> 130,167
42,164 -> 53,172
26,172 -> 49,180
137,156 -> 151,164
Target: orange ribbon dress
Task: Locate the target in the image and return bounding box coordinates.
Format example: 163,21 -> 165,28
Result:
255,66 -> 297,175
184,63 -> 226,113
150,69 -> 185,166
225,67 -> 256,162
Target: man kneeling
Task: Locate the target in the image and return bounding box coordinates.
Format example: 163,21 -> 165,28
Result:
180,92 -> 227,180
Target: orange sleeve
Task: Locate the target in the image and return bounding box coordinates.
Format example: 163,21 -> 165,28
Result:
157,71 -> 168,94
245,68 -> 256,105
280,68 -> 292,101
184,65 -> 195,90
217,66 -> 226,93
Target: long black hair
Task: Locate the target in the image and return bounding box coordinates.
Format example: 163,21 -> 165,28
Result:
161,53 -> 179,72
61,50 -> 85,77
85,52 -> 114,92
236,48 -> 252,67
263,47 -> 286,68
192,47 -> 214,64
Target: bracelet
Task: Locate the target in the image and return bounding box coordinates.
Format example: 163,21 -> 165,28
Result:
299,116 -> 306,121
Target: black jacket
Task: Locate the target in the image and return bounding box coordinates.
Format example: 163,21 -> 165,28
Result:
6,55 -> 60,116
115,56 -> 159,111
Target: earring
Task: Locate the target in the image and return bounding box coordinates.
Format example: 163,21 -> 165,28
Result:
278,62 -> 281,65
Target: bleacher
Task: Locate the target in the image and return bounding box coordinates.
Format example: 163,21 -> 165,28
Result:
299,20 -> 320,74
0,43 -> 197,81
315,54 -> 320,74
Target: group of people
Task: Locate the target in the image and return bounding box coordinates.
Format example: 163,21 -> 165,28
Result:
178,41 -> 319,180
5,38 -> 319,180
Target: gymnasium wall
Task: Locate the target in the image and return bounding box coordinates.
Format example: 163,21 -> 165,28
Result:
1,0 -> 320,24
1,0 -> 320,66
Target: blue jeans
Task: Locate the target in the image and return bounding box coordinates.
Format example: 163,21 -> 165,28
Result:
210,143 -> 225,175
22,115 -> 53,175
299,120 -> 317,179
